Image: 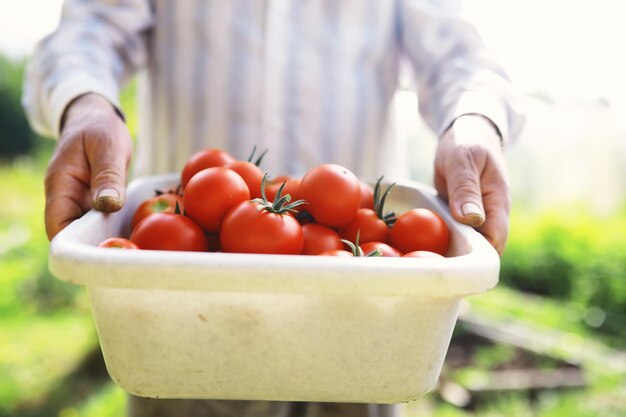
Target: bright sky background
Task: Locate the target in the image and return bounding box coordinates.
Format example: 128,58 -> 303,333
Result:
467,0 -> 626,106
0,0 -> 64,56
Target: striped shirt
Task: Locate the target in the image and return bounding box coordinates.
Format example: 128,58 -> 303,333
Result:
23,0 -> 525,180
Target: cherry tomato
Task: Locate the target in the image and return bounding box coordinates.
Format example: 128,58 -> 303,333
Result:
98,237 -> 139,249
130,213 -> 208,252
220,200 -> 304,254
338,208 -> 389,244
390,208 -> 450,256
225,161 -> 265,199
183,167 -> 250,233
403,250 -> 445,258
131,193 -> 184,230
359,181 -> 374,209
181,148 -> 235,189
301,223 -> 343,255
266,175 -> 301,203
318,249 -> 354,257
360,241 -> 401,257
297,164 -> 361,228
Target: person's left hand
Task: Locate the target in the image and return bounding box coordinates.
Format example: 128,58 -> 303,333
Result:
434,114 -> 511,255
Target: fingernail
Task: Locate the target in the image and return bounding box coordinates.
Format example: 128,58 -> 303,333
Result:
94,188 -> 122,212
97,188 -> 119,200
461,202 -> 484,226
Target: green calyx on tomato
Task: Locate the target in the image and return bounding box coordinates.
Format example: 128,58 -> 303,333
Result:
149,198 -> 171,213
373,176 -> 397,227
220,176 -> 305,255
255,174 -> 307,215
246,145 -> 269,167
339,231 -> 382,257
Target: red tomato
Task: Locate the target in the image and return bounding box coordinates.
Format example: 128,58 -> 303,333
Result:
130,213 -> 208,252
98,237 -> 139,249
390,208 -> 450,256
183,167 -> 250,233
297,164 -> 361,228
403,250 -> 445,258
360,241 -> 401,257
220,200 -> 304,254
338,208 -> 389,244
131,193 -> 184,230
318,249 -> 353,257
181,148 -> 235,189
225,161 -> 265,199
266,176 -> 301,203
301,223 -> 343,255
359,181 -> 374,209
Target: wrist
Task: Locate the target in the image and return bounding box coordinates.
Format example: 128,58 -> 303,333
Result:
61,93 -> 123,132
442,113 -> 503,149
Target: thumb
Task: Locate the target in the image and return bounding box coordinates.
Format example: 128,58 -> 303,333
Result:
88,138 -> 131,213
447,167 -> 485,228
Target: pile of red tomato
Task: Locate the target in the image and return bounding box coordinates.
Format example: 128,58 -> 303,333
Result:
99,148 -> 450,258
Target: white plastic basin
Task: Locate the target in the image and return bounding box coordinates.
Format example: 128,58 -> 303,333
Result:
48,173 -> 499,403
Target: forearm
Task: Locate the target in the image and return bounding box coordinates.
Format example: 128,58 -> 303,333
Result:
399,0 -> 525,143
22,0 -> 152,138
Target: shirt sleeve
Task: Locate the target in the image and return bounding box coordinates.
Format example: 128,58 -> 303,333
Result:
398,0 -> 525,144
21,0 -> 153,138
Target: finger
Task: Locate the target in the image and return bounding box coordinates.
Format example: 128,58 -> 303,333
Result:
44,157 -> 92,240
434,169 -> 448,201
477,192 -> 510,255
445,148 -> 486,228
87,135 -> 131,213
45,182 -> 92,240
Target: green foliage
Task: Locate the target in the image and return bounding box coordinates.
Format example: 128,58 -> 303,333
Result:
0,55 -> 44,157
501,208 -> 626,336
72,383 -> 126,417
119,78 -> 138,138
409,385 -> 626,417
0,156 -> 81,315
0,314 -> 97,414
476,389 -> 626,417
472,344 -> 516,370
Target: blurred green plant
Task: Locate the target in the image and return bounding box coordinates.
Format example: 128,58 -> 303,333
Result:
0,55 -> 44,158
501,207 -> 626,337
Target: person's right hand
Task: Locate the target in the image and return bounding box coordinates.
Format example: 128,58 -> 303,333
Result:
45,93 -> 132,240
